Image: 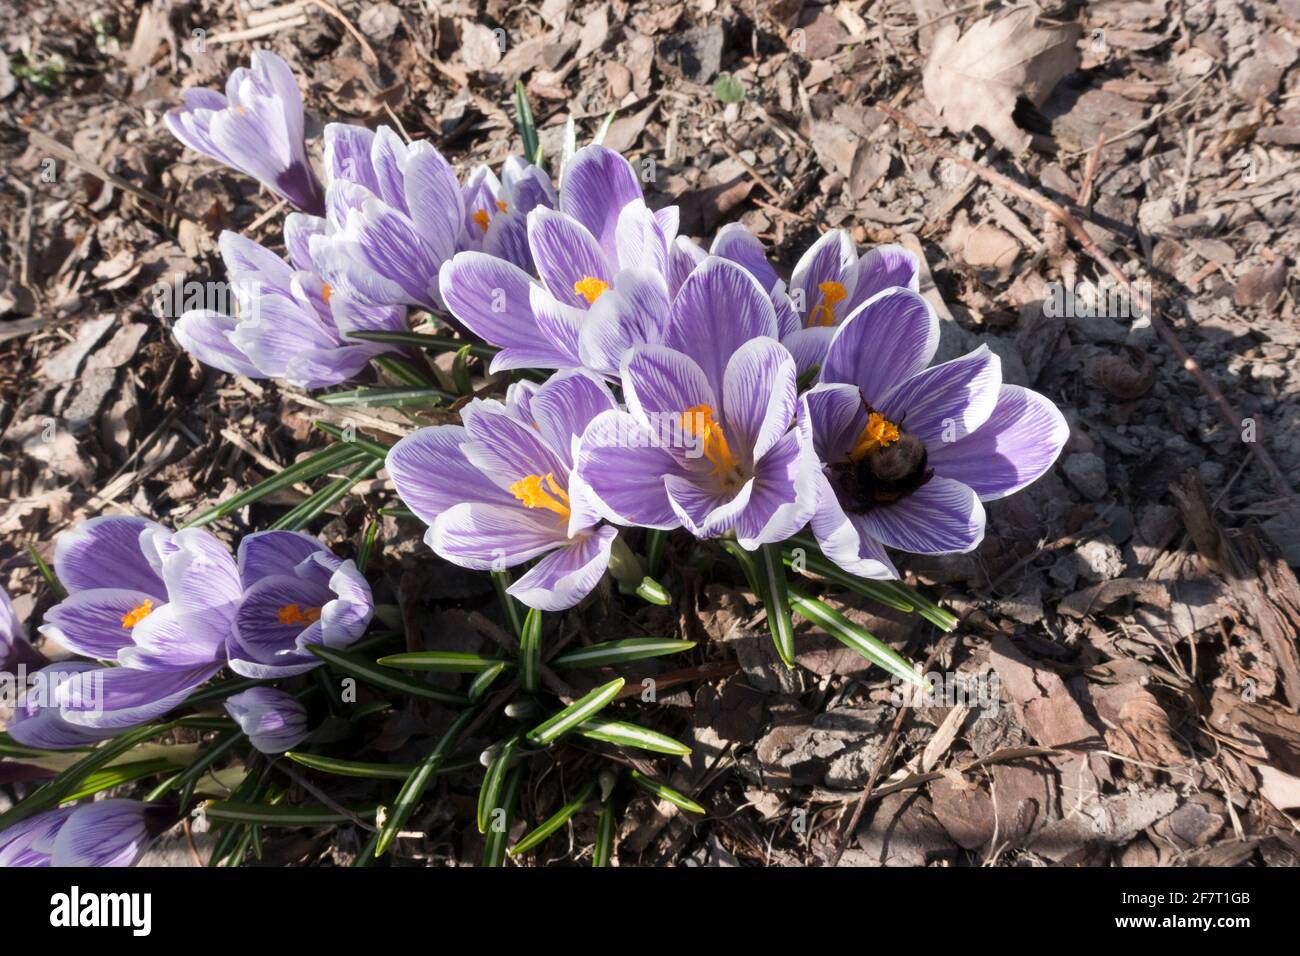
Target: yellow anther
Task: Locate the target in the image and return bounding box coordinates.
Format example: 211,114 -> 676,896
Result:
277,604 -> 322,627
510,472 -> 571,519
120,600 -> 154,629
849,412 -> 901,460
495,199 -> 509,212
807,280 -> 848,328
572,276 -> 610,305
472,208 -> 491,233
682,405 -> 742,485
321,282 -> 332,304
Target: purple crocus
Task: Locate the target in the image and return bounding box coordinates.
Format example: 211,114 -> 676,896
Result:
224,687 -> 310,753
459,155 -> 558,271
5,663 -> 120,750
575,258 -> 819,547
225,531 -> 373,679
802,289 -> 1068,576
308,123 -> 464,312
174,221 -> 405,388
8,518 -> 236,747
0,806 -> 73,867
386,369 -> 620,611
1,585 -> 42,673
669,225 -> 919,375
0,800 -> 154,867
165,50 -> 323,214
438,145 -> 678,373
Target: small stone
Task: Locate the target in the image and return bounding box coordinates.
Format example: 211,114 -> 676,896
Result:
1198,460 -> 1226,486
1063,452 -> 1108,501
1074,538 -> 1127,583
1049,554 -> 1079,590
1104,504 -> 1135,544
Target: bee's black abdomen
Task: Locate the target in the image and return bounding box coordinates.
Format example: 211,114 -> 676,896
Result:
828,437 -> 933,514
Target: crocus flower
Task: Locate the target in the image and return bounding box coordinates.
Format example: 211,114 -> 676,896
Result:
165,50 -> 323,214
459,155 -> 558,271
575,258 -> 818,547
224,687 -> 310,753
386,369 -> 620,611
0,806 -> 74,867
802,289 -> 1068,576
309,123 -> 464,312
668,225 -> 919,375
0,801 -> 155,867
225,531 -> 373,679
175,221 -> 406,388
438,145 -> 678,372
5,663 -> 120,750
9,518 -> 237,746
1,585 -> 41,673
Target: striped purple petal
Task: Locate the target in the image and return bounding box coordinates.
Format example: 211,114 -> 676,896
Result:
928,384 -> 1069,501
559,145 -> 644,265
225,687 -> 310,754
507,525 -> 618,611
856,477 -> 986,555
819,287 -> 939,402
877,345 -> 1002,448
50,800 -> 151,868
52,516 -> 169,598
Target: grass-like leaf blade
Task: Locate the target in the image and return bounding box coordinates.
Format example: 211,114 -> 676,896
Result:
204,801 -> 372,826
592,801 -> 615,867
476,734 -> 520,834
482,765 -> 522,867
577,718 -> 691,756
786,584 -> 925,687
307,645 -> 469,705
526,678 -> 624,746
318,386 -> 452,408
378,651 -> 511,673
376,708 -> 476,857
185,441 -> 369,528
550,638 -> 695,669
508,779 -> 596,857
628,770 -> 707,815
519,606 -> 542,692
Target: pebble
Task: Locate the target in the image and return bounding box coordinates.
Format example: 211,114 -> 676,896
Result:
1063,451 -> 1108,501
1198,460 -> 1227,486
1074,538 -> 1128,583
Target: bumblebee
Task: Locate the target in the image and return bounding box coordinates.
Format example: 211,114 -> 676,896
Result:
828,398 -> 933,512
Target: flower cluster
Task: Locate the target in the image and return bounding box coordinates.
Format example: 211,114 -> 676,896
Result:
163,53 -> 1066,615
7,518 -> 372,752
387,154 -> 1068,612
167,51 -> 561,387
0,51 -> 1073,868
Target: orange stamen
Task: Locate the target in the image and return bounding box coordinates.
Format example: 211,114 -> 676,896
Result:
807,280 -> 848,328
120,600 -> 154,629
472,208 -> 491,232
277,604 -> 322,627
572,276 -> 610,305
510,473 -> 571,519
849,412 -> 901,460
321,282 -> 332,304
682,404 -> 742,486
